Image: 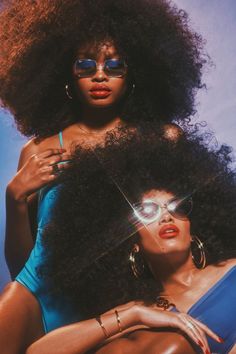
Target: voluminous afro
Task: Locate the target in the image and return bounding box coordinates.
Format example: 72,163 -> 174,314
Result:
0,0 -> 207,138
40,123 -> 236,318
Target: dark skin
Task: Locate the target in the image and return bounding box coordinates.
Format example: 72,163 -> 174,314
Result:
3,39 -> 199,354
5,41 -> 129,278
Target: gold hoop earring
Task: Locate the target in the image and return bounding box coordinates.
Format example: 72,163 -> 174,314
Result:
129,245 -> 145,278
191,235 -> 206,269
65,84 -> 73,100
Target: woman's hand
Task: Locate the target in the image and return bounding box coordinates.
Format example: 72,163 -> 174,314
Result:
7,148 -> 71,202
135,305 -> 222,354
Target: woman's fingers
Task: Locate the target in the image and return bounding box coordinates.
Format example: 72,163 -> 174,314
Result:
36,148 -> 67,159
51,160 -> 72,173
177,315 -> 210,354
44,153 -> 72,166
191,317 -> 223,343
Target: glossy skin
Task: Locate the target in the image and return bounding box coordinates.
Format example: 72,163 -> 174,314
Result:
3,38 -> 214,353
5,40 -> 130,277
137,190 -> 191,258
73,41 -> 128,110
3,39 -> 130,354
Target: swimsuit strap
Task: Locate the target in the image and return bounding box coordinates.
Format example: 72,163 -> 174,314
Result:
58,131 -> 64,148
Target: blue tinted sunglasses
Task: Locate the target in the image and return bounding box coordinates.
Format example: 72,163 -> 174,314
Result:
73,58 -> 127,78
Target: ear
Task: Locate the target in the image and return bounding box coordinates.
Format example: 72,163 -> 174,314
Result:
133,243 -> 140,252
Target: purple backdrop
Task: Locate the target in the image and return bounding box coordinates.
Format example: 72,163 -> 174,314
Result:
0,0 -> 236,290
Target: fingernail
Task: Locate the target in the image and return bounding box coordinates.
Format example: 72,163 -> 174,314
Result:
198,340 -> 204,347
218,336 -> 224,343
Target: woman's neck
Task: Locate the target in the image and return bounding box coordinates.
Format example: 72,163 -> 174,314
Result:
79,106 -> 123,133
148,252 -> 200,295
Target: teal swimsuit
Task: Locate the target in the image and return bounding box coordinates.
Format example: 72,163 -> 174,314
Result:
16,132 -> 82,332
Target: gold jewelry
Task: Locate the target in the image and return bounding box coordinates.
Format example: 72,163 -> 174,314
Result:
191,235 -> 206,269
96,316 -> 109,339
115,310 -> 123,332
179,314 -> 196,332
156,296 -> 175,310
65,84 -> 73,100
129,245 -> 145,278
77,123 -> 106,136
186,321 -> 195,331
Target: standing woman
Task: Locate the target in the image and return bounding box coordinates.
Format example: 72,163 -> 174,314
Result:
0,0 -> 207,352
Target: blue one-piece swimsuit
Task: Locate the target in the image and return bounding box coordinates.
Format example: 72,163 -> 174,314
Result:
171,266 -> 236,353
15,132 -> 236,352
16,132 -> 82,332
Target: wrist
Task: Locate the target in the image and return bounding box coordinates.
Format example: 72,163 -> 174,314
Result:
98,306 -> 139,339
133,305 -> 148,326
6,180 -> 27,203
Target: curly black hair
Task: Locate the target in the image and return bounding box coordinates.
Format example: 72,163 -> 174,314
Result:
40,123 -> 236,318
0,0 -> 207,138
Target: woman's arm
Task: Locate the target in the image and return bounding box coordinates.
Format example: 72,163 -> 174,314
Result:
5,141 -> 69,278
26,307 -> 137,354
25,304 -> 219,354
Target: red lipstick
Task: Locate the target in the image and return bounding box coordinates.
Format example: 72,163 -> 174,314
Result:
159,224 -> 179,239
90,84 -> 112,99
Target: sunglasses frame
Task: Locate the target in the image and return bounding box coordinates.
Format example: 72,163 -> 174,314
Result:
133,196 -> 193,224
73,58 -> 128,78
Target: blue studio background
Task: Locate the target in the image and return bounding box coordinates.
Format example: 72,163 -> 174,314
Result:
0,0 -> 236,290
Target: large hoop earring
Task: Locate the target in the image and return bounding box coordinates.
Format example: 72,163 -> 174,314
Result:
65,84 -> 73,100
129,245 -> 146,278
191,235 -> 206,269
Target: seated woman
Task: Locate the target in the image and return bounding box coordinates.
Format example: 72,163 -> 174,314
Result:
26,127 -> 236,353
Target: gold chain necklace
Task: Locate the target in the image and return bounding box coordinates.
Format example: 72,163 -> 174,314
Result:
77,123 -> 107,135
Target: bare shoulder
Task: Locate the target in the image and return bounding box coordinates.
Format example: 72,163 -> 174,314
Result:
93,336 -> 134,354
210,258 -> 236,279
163,123 -> 184,142
94,330 -> 195,354
221,258 -> 236,269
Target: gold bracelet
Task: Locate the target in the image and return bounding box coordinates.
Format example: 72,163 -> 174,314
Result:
96,316 -> 109,339
115,310 -> 123,333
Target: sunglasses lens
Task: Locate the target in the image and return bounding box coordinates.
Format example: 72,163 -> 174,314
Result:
105,59 -> 127,77
134,201 -> 161,224
168,197 -> 192,219
74,59 -> 96,77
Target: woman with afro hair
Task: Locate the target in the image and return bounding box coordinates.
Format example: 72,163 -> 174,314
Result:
24,125 -> 236,353
1,0 -> 206,273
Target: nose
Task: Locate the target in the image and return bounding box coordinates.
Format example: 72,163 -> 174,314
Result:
92,64 -> 108,82
158,209 -> 173,225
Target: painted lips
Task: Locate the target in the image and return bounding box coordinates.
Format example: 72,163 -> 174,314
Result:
159,224 -> 179,238
90,85 -> 112,98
